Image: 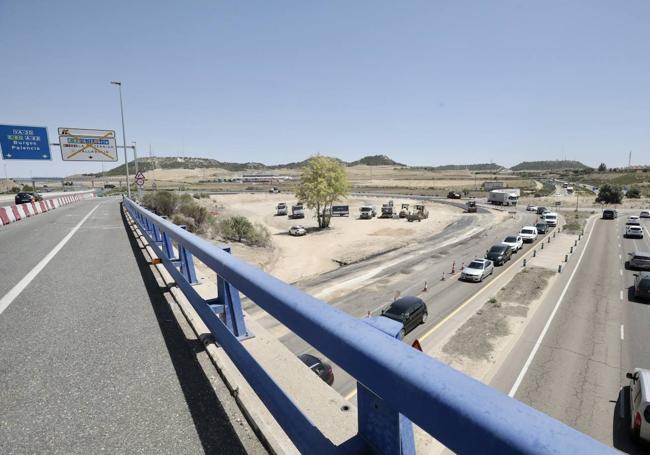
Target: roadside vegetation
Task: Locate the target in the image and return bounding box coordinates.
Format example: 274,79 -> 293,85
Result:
141,190 -> 271,247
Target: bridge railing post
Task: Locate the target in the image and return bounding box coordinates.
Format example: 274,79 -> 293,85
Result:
215,247 -> 251,340
178,244 -> 198,284
356,317 -> 416,454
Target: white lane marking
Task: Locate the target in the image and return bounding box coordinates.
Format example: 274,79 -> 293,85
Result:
621,324 -> 625,340
508,216 -> 596,397
620,290 -> 624,301
0,204 -> 100,317
619,254 -> 622,260
620,269 -> 623,276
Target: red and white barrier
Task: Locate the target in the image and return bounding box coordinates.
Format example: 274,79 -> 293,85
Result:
0,191 -> 96,227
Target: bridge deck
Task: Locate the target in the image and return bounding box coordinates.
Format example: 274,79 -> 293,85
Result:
0,199 -> 254,454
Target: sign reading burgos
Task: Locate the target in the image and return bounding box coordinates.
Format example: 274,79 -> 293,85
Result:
0,125 -> 51,160
58,128 -> 118,161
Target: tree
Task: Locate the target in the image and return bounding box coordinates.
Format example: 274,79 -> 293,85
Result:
597,162 -> 607,172
295,155 -> 349,228
626,187 -> 641,199
595,184 -> 623,204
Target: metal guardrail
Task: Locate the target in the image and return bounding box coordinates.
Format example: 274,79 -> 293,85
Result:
123,197 -> 614,454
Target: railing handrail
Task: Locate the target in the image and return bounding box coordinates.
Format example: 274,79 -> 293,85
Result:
123,197 -> 613,454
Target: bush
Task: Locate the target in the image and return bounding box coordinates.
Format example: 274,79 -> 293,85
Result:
172,213 -> 196,232
179,202 -> 208,228
10,186 -> 21,193
218,216 -> 271,247
626,187 -> 641,199
595,184 -> 623,204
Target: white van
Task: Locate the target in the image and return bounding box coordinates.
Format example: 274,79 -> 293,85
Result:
627,368 -> 650,441
543,212 -> 558,227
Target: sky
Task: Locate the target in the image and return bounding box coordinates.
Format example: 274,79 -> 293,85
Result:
1,0 -> 649,178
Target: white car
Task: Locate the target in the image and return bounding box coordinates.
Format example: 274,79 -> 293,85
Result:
641,210 -> 650,219
460,258 -> 494,282
519,226 -> 538,243
543,212 -> 558,227
502,235 -> 524,252
627,368 -> 650,442
626,225 -> 644,239
289,225 -> 307,236
627,216 -> 641,226
526,205 -> 538,212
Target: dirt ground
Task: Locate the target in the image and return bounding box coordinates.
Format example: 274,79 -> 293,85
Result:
199,192 -> 464,283
441,267 -> 555,364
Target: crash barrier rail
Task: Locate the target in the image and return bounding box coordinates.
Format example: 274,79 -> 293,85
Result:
0,190 -> 96,226
123,196 -> 614,454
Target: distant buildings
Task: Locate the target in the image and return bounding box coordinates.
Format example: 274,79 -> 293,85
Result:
241,174 -> 295,183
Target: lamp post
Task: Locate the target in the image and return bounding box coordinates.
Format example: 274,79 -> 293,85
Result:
110,81 -> 130,198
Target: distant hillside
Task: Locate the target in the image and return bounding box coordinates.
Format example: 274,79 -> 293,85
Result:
102,154 -> 404,175
412,163 -> 504,172
510,160 -> 592,171
349,154 -> 405,166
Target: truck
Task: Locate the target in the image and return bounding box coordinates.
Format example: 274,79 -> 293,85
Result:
359,206 -> 376,219
399,203 -> 410,218
276,202 -> 288,216
290,204 -> 305,219
380,203 -> 394,218
487,189 -> 520,206
466,200 -> 477,213
407,204 -> 429,222
331,205 -> 350,217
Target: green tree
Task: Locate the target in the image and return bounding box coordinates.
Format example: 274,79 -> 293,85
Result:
595,184 -> 623,204
626,187 -> 641,199
295,155 -> 349,228
597,162 -> 607,172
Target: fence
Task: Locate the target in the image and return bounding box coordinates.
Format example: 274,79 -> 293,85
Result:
123,196 -> 613,454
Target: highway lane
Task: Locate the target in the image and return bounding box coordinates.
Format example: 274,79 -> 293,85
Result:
0,199 -> 256,454
490,210 -> 650,452
243,205 -> 539,398
0,199 -> 102,298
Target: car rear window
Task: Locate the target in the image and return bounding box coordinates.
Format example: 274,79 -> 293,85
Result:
490,246 -> 506,253
468,261 -> 484,269
521,229 -> 534,234
639,279 -> 650,292
504,236 -> 517,242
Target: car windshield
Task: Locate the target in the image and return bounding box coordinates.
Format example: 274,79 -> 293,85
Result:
468,261 -> 484,269
639,279 -> 650,292
521,229 -> 534,234
489,246 -> 506,254
536,223 -> 546,228
504,236 -> 517,243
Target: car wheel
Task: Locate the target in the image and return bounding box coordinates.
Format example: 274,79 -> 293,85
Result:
421,312 -> 428,324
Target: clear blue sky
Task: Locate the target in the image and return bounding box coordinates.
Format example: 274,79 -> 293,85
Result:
1,1 -> 649,177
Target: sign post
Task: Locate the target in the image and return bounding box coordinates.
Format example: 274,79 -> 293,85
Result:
134,171 -> 145,199
0,125 -> 51,160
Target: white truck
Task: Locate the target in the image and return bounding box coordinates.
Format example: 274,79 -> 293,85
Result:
487,189 -> 520,206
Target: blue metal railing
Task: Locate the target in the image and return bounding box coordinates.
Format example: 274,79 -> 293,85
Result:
123,197 -> 614,454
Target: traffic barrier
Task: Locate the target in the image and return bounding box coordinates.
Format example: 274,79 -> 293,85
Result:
123,196 -> 614,455
558,264 -> 563,273
570,246 -> 573,254
423,281 -> 428,292
0,191 -> 96,228
451,261 -> 456,274
565,254 -> 569,263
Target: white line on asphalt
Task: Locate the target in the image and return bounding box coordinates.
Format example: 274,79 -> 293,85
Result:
620,269 -> 623,276
620,290 -> 624,301
0,204 -> 100,317
621,324 -> 625,340
619,254 -> 622,260
508,216 -> 596,398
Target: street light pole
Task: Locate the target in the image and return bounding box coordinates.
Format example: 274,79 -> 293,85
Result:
111,81 -> 130,198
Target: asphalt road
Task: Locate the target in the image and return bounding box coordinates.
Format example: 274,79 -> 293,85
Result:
0,199 -> 256,454
243,203 -> 539,399
491,210 -> 650,453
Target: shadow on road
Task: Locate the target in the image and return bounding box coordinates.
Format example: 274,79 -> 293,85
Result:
121,207 -> 247,455
613,386 -> 648,454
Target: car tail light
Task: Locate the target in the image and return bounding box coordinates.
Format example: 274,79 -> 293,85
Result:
634,412 -> 642,434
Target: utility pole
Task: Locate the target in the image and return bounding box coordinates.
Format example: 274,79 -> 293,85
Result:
111,81 -> 131,198
149,144 -> 157,192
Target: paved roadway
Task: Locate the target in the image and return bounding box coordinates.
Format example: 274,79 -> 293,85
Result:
0,198 -> 258,454
491,210 -> 650,453
244,203 -> 539,399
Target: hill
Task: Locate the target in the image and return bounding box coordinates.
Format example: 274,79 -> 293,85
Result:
510,160 -> 591,171
101,154 -> 404,176
411,163 -> 504,172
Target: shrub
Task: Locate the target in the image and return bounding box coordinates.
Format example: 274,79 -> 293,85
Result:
10,186 -> 21,193
595,184 -> 623,204
171,213 -> 196,232
218,216 -> 271,247
626,187 -> 641,199
179,202 -> 208,228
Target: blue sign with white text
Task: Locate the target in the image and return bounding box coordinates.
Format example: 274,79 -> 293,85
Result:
0,124 -> 51,160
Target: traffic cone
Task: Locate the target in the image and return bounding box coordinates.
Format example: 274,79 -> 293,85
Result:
451,261 -> 456,274
423,281 -> 428,292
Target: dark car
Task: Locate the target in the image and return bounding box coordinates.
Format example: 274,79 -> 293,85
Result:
535,222 -> 549,234
381,296 -> 428,338
15,192 -> 35,204
298,353 -> 334,386
486,244 -> 512,266
536,206 -> 548,215
602,209 -> 617,220
634,272 -> 650,301
629,252 -> 650,271
447,191 -> 461,199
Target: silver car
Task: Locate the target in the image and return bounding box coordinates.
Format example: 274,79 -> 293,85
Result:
461,258 -> 494,282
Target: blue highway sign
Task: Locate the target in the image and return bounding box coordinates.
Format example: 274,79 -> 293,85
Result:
0,125 -> 51,160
